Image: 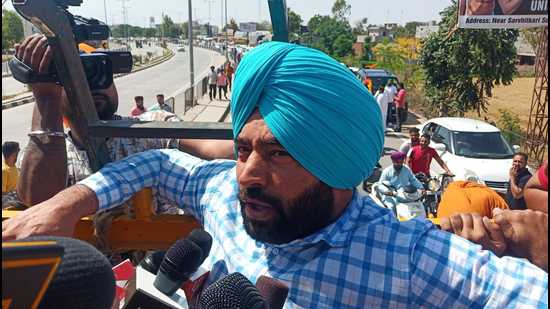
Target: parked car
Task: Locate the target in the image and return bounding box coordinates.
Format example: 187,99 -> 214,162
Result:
418,118 -> 521,195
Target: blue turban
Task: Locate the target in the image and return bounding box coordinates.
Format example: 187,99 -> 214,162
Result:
231,42 -> 384,189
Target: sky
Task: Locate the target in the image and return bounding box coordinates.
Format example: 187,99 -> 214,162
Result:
3,0 -> 452,28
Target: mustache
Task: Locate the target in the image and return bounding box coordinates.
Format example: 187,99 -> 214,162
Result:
239,187 -> 282,209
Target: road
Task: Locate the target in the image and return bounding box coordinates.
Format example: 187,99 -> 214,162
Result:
2,47 -> 225,147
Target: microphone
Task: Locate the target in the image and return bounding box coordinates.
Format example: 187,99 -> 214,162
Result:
139,229 -> 212,276
140,250 -> 167,274
122,230 -> 213,309
199,273 -> 267,309
256,276 -> 289,309
17,236 -> 116,309
154,229 -> 213,296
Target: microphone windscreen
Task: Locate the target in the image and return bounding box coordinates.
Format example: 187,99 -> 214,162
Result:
154,239 -> 203,295
18,236 -> 115,309
256,276 -> 289,309
140,251 -> 166,274
186,229 -> 213,260
159,239 -> 204,281
200,273 -> 267,309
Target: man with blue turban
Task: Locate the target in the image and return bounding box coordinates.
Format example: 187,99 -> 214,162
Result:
3,42 -> 548,308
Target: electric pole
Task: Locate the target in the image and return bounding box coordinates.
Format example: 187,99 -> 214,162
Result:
188,0 -> 195,108
117,0 -> 130,46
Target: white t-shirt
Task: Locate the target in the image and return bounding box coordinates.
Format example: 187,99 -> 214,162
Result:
385,85 -> 398,102
208,71 -> 218,85
375,91 -> 390,117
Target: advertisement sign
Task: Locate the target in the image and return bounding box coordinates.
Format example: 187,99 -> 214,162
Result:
239,22 -> 257,33
458,0 -> 548,28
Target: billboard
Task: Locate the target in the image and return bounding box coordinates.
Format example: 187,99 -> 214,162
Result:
239,22 -> 257,33
458,0 -> 548,28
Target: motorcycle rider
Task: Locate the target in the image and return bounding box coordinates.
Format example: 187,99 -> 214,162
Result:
374,152 -> 424,214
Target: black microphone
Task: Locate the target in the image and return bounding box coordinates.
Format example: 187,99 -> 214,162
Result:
140,229 -> 213,276
186,229 -> 213,261
154,239 -> 203,296
17,236 -> 116,309
199,273 -> 267,309
256,276 -> 289,309
140,251 -> 167,274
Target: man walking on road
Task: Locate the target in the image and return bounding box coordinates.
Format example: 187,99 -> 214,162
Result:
208,65 -> 218,101
225,61 -> 235,91
217,69 -> 229,101
375,86 -> 389,132
394,82 -> 407,132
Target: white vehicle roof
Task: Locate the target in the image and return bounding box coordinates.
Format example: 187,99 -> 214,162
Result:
428,117 -> 501,133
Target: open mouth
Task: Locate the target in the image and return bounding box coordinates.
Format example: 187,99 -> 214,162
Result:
244,200 -> 275,221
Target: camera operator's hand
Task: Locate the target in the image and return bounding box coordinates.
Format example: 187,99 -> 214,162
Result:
15,34 -> 62,99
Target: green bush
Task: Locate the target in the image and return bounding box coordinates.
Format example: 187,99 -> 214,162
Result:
497,108 -> 524,146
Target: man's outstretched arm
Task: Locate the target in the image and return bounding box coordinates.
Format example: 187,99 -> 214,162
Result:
15,34 -> 68,207
4,149 -> 209,241
3,185 -> 98,240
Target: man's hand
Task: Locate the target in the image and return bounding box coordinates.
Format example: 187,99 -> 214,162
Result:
440,213 -> 507,257
493,208 -> 548,272
3,185 -> 99,241
14,34 -> 62,99
509,166 -> 518,179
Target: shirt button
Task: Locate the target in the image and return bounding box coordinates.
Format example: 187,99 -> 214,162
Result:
272,248 -> 280,255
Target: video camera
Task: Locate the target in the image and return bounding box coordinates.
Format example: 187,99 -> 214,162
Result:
9,0 -> 133,90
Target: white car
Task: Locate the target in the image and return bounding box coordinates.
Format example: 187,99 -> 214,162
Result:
418,118 -> 521,194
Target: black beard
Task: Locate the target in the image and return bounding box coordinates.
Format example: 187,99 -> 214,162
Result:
239,182 -> 335,245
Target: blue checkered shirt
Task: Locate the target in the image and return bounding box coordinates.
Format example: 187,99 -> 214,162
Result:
80,150 -> 548,308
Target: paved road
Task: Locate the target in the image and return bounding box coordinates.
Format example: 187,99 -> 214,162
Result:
2,47 -> 225,147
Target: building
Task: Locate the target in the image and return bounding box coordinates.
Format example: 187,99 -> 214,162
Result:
352,35 -> 370,58
515,34 -> 536,65
367,23 -> 398,43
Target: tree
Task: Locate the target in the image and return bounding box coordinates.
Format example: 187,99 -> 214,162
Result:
160,15 -> 180,38
288,9 -> 303,35
227,18 -> 239,33
256,21 -> 272,32
420,2 -> 518,117
307,14 -> 354,59
331,0 -> 351,21
352,17 -> 368,36
2,9 -> 24,52
520,28 -> 542,51
373,40 -> 406,74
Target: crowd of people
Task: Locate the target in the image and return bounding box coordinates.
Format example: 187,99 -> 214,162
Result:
2,33 -> 548,308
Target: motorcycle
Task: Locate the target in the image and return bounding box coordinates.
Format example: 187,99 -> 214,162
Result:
362,162 -> 383,194
414,173 -> 454,217
370,182 -> 427,221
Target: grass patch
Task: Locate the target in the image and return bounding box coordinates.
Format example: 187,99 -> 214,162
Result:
466,77 -> 536,132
